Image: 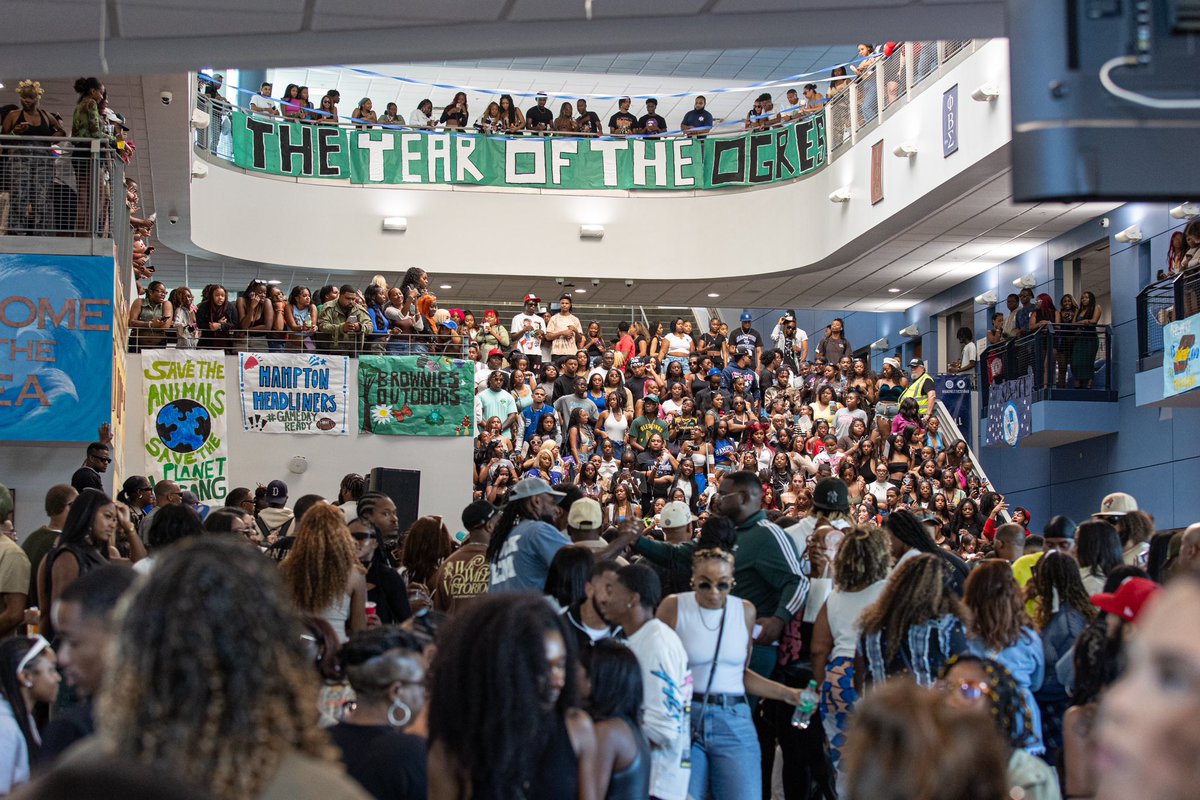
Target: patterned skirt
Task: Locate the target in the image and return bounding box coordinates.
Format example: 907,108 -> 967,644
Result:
819,656 -> 858,773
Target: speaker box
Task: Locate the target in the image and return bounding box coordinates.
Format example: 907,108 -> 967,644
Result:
368,467 -> 421,533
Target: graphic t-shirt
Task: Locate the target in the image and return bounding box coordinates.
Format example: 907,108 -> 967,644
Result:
432,543 -> 490,614
511,312 -> 546,356
609,111 -> 637,133
727,327 -> 764,358
489,519 -> 571,593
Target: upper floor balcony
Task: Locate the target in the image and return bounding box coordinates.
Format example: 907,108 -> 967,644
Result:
1135,269 -> 1200,408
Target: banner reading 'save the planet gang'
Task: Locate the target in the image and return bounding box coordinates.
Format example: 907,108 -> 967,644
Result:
142,349 -> 228,501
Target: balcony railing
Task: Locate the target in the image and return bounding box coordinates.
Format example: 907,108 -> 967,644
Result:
193,39 -> 987,175
979,324 -> 1117,409
0,136 -> 128,239
127,326 -> 471,359
1137,269 -> 1200,370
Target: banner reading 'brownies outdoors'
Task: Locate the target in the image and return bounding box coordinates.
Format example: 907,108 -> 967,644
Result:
358,355 -> 474,437
231,112 -> 827,190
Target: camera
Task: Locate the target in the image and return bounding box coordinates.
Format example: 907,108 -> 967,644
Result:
168,215 -> 180,225
624,279 -> 634,287
591,278 -> 600,287
160,91 -> 173,105
1099,217 -> 1110,229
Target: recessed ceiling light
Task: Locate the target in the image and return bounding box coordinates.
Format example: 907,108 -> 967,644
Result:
707,293 -> 720,298
439,284 -> 452,289
266,279 -> 281,285
574,288 -> 587,293
888,287 -> 901,293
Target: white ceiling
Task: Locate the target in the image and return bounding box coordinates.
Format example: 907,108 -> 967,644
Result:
1,0 -> 1006,77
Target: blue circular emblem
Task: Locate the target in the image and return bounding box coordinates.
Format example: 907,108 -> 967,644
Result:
1001,402 -> 1020,447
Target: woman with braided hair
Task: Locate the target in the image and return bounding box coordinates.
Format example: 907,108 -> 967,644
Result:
857,553 -> 968,688
280,503 -> 367,642
938,655 -> 1061,800
1030,550 -> 1097,768
80,536 -> 371,800
962,559 -> 1045,755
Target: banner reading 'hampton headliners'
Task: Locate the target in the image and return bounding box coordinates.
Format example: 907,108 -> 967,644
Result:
358,355 -> 474,437
231,112 -> 827,190
238,352 -> 350,434
141,349 -> 228,501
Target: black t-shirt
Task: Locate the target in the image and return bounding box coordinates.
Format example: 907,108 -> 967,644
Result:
577,111 -> 603,134
70,466 -> 103,494
367,557 -> 412,624
553,373 -> 579,402
39,702 -> 94,765
637,113 -> 667,135
609,111 -> 637,134
329,724 -> 427,800
526,104 -> 554,129
727,327 -> 764,359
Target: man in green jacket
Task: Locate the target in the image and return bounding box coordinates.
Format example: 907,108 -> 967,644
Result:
318,284 -> 371,354
710,470 -> 807,677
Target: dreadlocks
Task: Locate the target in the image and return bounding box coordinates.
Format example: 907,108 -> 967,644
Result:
1032,550 -> 1099,630
97,537 -> 334,800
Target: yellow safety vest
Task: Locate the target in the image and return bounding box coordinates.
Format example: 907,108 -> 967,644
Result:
900,372 -> 935,415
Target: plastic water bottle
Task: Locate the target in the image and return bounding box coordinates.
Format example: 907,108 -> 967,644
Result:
791,680 -> 820,729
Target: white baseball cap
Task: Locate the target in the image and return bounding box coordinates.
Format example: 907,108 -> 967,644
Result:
660,501 -> 696,530
1094,492 -> 1138,518
566,498 -> 603,531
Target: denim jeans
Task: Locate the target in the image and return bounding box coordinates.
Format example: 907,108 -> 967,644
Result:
688,699 -> 762,800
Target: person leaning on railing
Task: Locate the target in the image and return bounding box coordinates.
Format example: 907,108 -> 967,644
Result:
2,80 -> 66,235
71,77 -> 117,236
318,285 -> 371,354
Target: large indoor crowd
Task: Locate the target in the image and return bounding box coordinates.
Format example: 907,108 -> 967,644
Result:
0,258 -> 1196,800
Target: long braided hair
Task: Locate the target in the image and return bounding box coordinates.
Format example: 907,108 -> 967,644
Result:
97,537 -> 335,800
859,554 -> 964,662
940,654 -> 1036,750
279,503 -> 359,614
1031,550 -> 1099,630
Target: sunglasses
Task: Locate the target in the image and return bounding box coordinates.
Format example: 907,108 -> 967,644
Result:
95,456 -> 112,463
351,531 -> 375,542
694,580 -> 734,592
936,679 -> 990,701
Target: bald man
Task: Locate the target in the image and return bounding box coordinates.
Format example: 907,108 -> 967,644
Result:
1176,523 -> 1200,574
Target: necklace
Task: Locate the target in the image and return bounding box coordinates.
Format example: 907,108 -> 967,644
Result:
697,601 -> 725,631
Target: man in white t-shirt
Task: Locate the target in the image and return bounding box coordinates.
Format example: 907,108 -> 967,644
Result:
545,294 -> 582,365
249,82 -> 279,116
948,326 -> 978,376
510,293 -> 547,367
770,313 -> 809,372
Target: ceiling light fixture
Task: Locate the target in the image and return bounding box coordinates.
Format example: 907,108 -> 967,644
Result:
266,279 -> 281,285
899,324 -> 920,338
870,337 -> 890,351
1012,273 -> 1037,289
381,217 -> 408,232
971,83 -> 1001,102
893,143 -> 918,158
1114,224 -> 1143,243
1169,202 -> 1199,220
974,290 -> 999,305
579,224 -> 605,239
828,186 -> 852,204
888,287 -> 901,293
574,288 -> 587,293
439,284 -> 452,289
707,292 -> 720,298
191,161 -> 208,180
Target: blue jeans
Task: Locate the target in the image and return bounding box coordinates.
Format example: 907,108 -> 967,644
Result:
688,699 -> 762,800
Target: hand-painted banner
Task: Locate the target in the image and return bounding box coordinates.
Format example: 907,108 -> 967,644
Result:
1164,313 -> 1200,398
358,355 -> 474,437
142,350 -> 228,501
238,352 -> 349,434
0,254 -> 114,443
985,369 -> 1033,447
231,112 -> 827,191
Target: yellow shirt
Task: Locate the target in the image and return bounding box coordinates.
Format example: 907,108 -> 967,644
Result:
1012,551 -> 1044,617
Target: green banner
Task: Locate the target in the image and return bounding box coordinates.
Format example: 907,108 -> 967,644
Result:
230,112 -> 826,190
357,354 -> 474,437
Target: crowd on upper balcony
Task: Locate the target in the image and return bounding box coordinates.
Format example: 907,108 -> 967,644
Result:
981,287 -> 1106,390
197,41 -> 908,139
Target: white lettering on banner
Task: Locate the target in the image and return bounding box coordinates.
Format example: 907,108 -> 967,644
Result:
549,139 -> 579,185
400,134 -> 423,183
428,134 -> 451,182
455,136 -> 484,181
356,133 -> 394,183
505,139 -> 546,184
590,139 -> 628,187
633,140 -> 668,187
672,139 -> 696,187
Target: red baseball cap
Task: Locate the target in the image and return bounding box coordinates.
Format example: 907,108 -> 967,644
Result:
1091,577 -> 1160,623
523,293 -> 540,303
487,348 -> 503,358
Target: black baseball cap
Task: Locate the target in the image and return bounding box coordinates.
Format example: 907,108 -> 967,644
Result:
462,499 -> 499,530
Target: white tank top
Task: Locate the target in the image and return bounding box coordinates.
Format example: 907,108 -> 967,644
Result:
602,410 -> 629,441
826,579 -> 888,659
676,592 -> 748,695
319,593 -> 352,643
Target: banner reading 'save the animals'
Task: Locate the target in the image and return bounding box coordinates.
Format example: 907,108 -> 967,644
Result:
142,349 -> 228,501
358,354 -> 474,437
238,352 -> 349,434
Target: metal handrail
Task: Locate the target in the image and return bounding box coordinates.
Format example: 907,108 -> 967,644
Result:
932,398 -> 1008,523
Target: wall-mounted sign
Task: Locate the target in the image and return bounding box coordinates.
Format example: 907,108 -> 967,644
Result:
943,84 -> 959,157
238,352 -> 350,434
1164,313 -> 1200,398
985,368 -> 1032,447
870,140 -> 884,205
141,350 -> 228,501
231,112 -> 828,191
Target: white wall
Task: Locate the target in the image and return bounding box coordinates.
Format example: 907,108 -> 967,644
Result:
189,41 -> 1012,282
0,446 -> 106,542
122,354 -> 474,525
